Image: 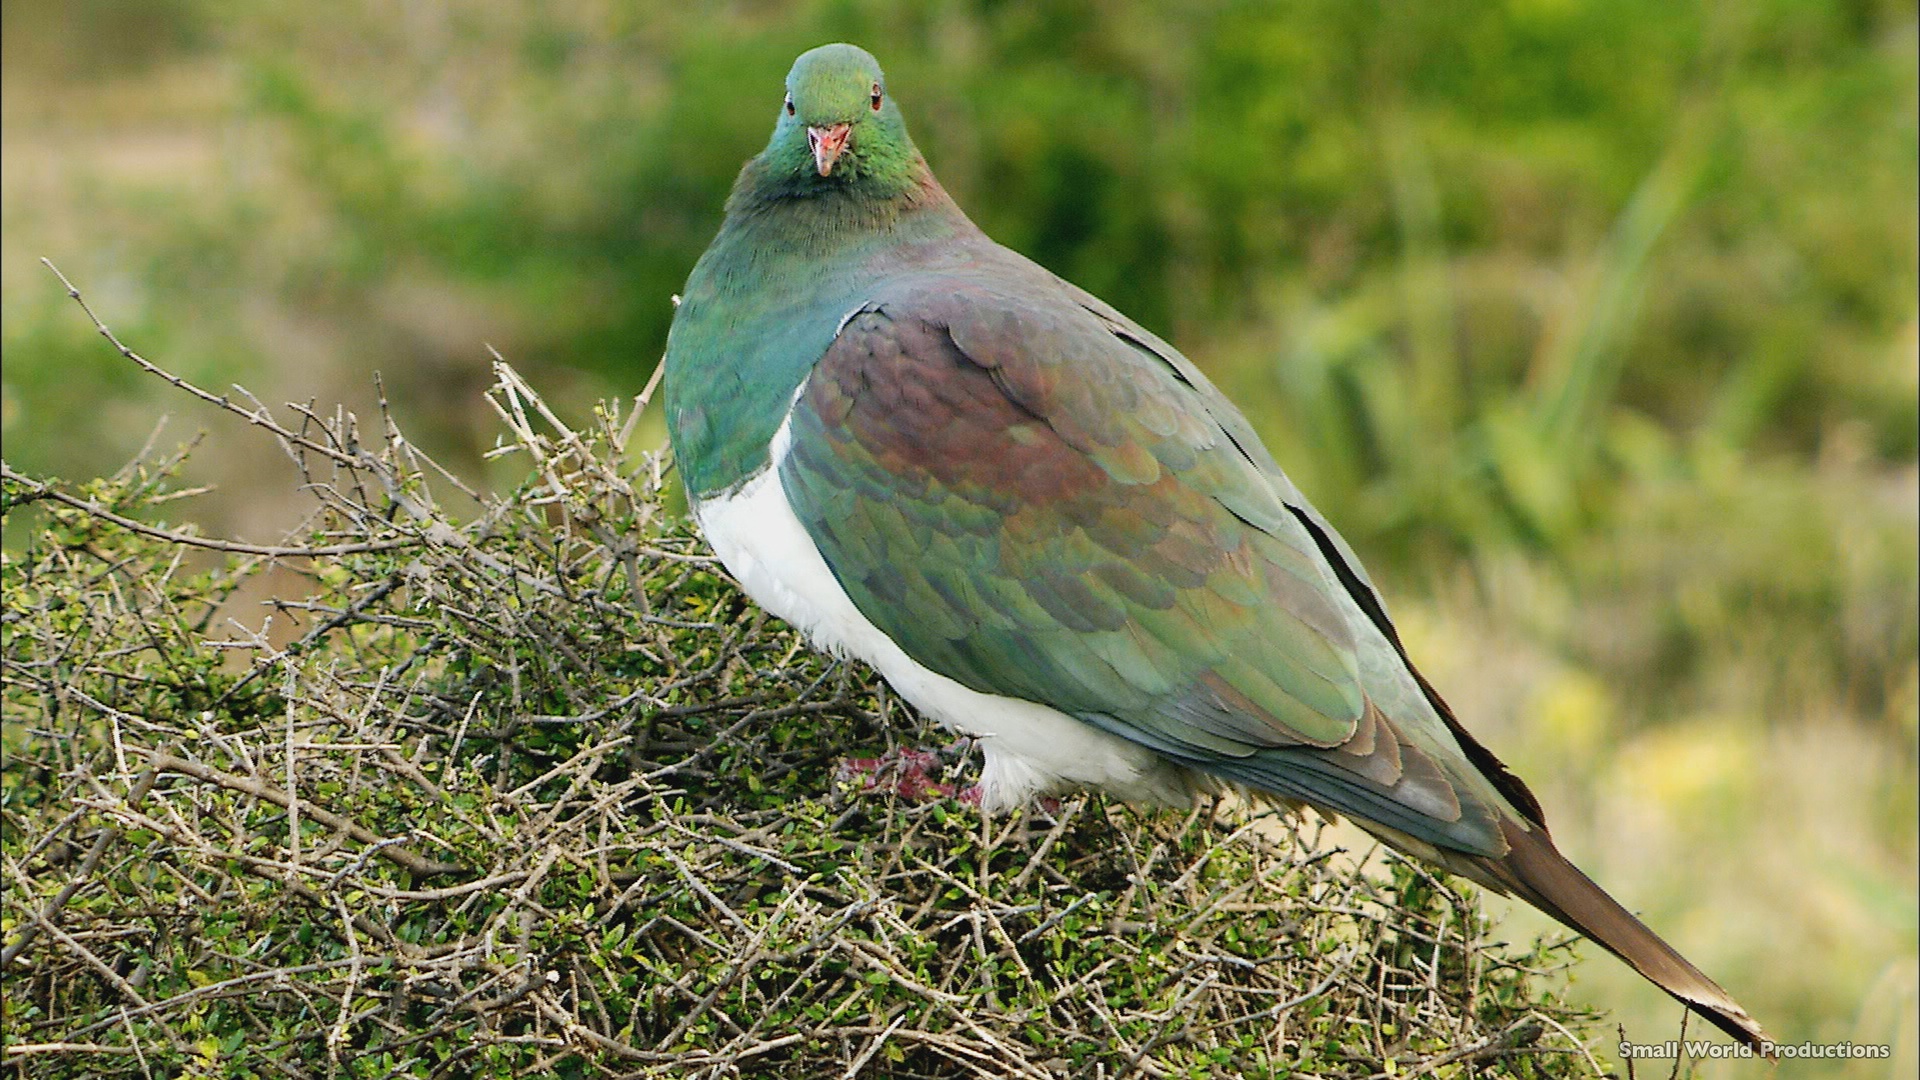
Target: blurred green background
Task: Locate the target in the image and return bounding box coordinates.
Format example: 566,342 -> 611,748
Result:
3,0 -> 1914,1072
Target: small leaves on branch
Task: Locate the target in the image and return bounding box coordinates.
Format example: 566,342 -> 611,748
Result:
1,271 -> 1600,1078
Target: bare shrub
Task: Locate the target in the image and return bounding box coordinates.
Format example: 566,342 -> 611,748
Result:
1,272 -> 1600,1078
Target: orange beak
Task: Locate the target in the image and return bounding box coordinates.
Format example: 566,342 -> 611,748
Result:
807,123 -> 852,177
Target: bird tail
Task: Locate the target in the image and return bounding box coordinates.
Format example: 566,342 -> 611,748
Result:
1470,818 -> 1771,1054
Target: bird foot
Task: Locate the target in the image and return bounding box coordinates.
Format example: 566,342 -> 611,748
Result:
836,746 -> 970,803
832,744 -> 1058,814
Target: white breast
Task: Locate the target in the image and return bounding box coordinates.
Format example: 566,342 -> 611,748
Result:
691,410 -> 1196,813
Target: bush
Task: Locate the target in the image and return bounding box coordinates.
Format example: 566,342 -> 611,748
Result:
1,310 -> 1600,1077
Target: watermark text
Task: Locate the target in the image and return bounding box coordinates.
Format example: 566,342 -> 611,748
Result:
1618,1039 -> 1891,1061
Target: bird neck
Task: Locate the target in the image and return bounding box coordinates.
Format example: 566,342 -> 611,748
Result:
720,150 -> 957,256
665,158 -> 982,500
688,151 -> 982,345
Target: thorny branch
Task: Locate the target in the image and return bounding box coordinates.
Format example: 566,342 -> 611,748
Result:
0,268 -> 1601,1077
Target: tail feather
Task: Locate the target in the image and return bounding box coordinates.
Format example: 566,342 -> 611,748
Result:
1474,819 -> 1771,1054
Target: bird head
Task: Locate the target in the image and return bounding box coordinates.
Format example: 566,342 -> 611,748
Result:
767,44 -> 918,190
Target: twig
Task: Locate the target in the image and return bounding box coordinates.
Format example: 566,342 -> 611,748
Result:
40,259 -> 367,468
3,1043 -> 143,1057
135,750 -> 465,876
0,465 -> 414,557
1,767 -> 159,968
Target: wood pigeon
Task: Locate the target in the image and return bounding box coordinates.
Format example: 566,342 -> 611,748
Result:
661,42 -> 1769,1052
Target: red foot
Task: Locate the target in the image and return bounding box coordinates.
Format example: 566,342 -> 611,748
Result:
836,747 -> 961,802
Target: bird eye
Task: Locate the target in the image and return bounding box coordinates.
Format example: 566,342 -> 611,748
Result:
870,83 -> 883,111
785,93 -> 795,116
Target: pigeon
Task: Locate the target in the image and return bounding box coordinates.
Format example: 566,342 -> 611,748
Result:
661,42 -> 1769,1051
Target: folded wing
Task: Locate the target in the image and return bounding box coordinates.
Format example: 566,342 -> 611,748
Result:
778,270 -> 1515,857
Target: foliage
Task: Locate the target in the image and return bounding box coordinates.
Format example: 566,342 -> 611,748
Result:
1,2 -> 1913,1073
4,0 -> 1912,700
4,1 -> 1913,552
1,347 -> 1601,1077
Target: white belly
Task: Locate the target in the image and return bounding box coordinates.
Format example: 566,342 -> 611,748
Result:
691,416 -> 1195,813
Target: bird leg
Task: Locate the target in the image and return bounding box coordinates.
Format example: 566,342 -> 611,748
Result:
832,743 -> 1060,815
834,746 -> 959,802
834,741 -> 996,804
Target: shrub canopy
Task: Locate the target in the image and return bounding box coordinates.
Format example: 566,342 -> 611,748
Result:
1,349 -> 1599,1077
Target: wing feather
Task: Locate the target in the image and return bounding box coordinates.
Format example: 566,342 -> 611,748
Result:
778,270 -> 1514,856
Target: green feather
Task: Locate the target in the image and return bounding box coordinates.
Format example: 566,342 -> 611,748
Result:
664,43 -> 1529,858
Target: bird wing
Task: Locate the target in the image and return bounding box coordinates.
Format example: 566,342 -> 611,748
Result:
777,267 -> 1520,856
